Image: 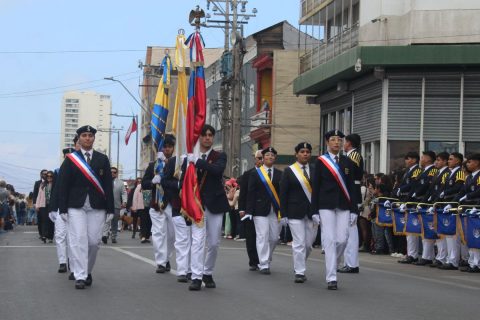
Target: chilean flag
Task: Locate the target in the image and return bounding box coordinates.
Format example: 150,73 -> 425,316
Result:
181,31 -> 206,225
125,117 -> 137,145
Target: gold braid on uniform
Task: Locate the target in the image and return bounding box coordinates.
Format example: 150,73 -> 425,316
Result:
428,168 -> 438,177
348,151 -> 361,167
456,171 -> 465,182
412,168 -> 422,179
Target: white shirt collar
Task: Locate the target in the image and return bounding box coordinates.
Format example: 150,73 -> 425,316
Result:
450,166 -> 460,176
346,148 -> 356,156
296,161 -> 309,172
423,164 -> 434,171
472,169 -> 480,177
328,151 -> 339,160
439,166 -> 448,174
408,164 -> 418,172
201,148 -> 212,159
80,148 -> 93,157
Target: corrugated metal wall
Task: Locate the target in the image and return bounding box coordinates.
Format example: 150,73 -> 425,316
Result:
423,76 -> 461,141
388,78 -> 422,140
463,73 -> 480,141
352,81 -> 382,143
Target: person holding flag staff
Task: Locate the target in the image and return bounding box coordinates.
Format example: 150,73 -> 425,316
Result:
142,134 -> 177,275
57,125 -> 114,289
247,147 -> 283,275
311,130 -> 357,290
184,125 -> 230,291
339,134 -> 364,274
280,142 -> 316,283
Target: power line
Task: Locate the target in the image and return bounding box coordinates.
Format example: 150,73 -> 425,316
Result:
0,49 -> 145,54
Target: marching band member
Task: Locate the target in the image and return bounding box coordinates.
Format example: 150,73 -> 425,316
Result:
280,142 -> 316,283
311,130 -> 357,290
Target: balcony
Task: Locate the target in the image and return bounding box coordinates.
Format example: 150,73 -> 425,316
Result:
301,0 -> 330,19
249,110 -> 271,146
300,24 -> 359,74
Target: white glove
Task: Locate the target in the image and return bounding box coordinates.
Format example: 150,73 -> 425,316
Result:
280,217 -> 288,227
443,204 -> 452,213
412,193 -> 416,198
48,211 -> 57,223
157,151 -> 166,161
396,189 -> 401,197
152,174 -> 161,184
427,196 -> 432,202
60,213 -> 68,222
240,214 -> 253,221
181,154 -> 188,161
312,214 -> 321,225
350,213 -> 357,226
399,203 -> 406,212
106,213 -> 114,222
427,207 -> 434,214
471,207 -> 478,214
439,191 -> 445,199
383,200 -> 391,208
187,153 -> 197,164
459,195 -> 467,202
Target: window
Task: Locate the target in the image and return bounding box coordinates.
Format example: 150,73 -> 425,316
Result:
249,84 -> 255,108
465,142 -> 480,156
424,141 -> 458,154
388,141 -> 420,172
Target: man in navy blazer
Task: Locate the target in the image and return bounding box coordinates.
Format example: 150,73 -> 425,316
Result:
311,130 -> 357,290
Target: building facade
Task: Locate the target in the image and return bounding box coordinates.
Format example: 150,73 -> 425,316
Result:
60,91 -> 111,156
294,0 -> 480,173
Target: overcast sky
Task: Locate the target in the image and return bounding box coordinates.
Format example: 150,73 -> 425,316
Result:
0,0 -> 299,193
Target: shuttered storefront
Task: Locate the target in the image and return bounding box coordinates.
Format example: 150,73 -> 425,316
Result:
321,93 -> 352,115
423,75 -> 461,141
388,78 -> 422,140
463,73 -> 480,142
352,81 -> 382,143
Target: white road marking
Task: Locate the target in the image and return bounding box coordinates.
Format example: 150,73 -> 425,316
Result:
109,246 -> 178,275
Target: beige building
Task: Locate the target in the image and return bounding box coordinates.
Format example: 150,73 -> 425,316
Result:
139,46 -> 223,172
60,91 -> 112,157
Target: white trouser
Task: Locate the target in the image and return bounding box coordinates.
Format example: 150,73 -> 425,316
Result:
468,249 -> 480,267
435,238 -> 447,263
67,199 -> 105,281
254,209 -> 280,270
446,235 -> 460,267
406,235 -> 419,259
52,211 -> 68,264
102,213 -> 114,237
319,209 -> 350,282
190,208 -> 223,280
343,219 -> 359,268
288,217 -> 317,275
421,240 -> 435,261
172,215 -> 192,276
149,205 -> 175,267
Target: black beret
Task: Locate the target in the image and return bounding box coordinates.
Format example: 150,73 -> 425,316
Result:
62,147 -> 75,155
295,142 -> 312,153
467,153 -> 480,161
76,125 -> 97,135
261,147 -> 277,155
325,129 -> 345,140
422,151 -> 436,161
164,134 -> 176,146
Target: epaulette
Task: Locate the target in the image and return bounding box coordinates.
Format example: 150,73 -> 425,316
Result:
428,168 -> 438,177
412,168 -> 422,179
477,176 -> 480,186
456,171 -> 465,182
348,151 -> 361,167
441,172 -> 448,185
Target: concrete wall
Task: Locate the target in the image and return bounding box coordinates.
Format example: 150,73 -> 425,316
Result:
359,0 -> 480,46
271,50 -> 320,157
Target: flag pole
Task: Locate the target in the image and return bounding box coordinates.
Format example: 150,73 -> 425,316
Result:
135,115 -> 138,179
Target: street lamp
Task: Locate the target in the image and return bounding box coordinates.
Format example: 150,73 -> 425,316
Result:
104,76 -> 149,115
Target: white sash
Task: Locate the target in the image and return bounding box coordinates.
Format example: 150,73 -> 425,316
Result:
290,163 -> 312,202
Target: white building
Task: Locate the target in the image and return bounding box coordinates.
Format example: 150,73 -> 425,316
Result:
60,91 -> 112,156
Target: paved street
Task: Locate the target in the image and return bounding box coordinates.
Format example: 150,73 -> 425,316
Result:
1,225 -> 478,320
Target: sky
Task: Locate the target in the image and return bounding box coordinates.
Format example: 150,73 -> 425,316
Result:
0,0 -> 300,194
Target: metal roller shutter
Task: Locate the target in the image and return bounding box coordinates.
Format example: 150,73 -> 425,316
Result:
321,93 -> 352,115
388,78 -> 422,140
423,76 -> 461,141
463,75 -> 480,141
352,81 -> 382,143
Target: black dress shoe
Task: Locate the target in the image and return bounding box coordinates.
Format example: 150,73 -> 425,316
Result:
398,256 -> 417,264
202,275 -> 216,288
111,238 -> 117,244
429,260 -> 443,268
156,265 -> 166,273
294,274 -> 306,283
41,237 -> 47,244
469,266 -> 480,273
140,237 -> 147,243
101,236 -> 108,244
249,265 -> 259,271
75,280 -> 85,289
327,281 -> 338,290
85,274 -> 92,286
189,279 -> 202,291
177,275 -> 188,283
439,263 -> 458,270
259,268 -> 271,275
413,259 -> 433,266
459,259 -> 469,267
186,273 -> 192,281
58,263 -> 67,273
69,272 -> 75,280
338,266 -> 359,273
165,261 -> 171,272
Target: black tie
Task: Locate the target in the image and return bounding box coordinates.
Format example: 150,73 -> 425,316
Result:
334,155 -> 339,164
202,154 -> 207,161
267,168 -> 272,181
302,165 -> 310,181
85,152 -> 91,165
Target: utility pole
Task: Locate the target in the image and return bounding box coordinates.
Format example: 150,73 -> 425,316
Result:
203,0 -> 257,177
